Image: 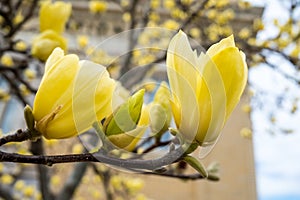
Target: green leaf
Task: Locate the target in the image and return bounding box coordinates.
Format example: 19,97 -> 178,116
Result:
183,155 -> 208,178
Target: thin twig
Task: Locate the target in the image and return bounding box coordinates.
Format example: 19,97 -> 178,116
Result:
5,0 -> 39,38
0,129 -> 32,146
179,0 -> 210,30
30,139 -> 53,200
1,73 -> 29,106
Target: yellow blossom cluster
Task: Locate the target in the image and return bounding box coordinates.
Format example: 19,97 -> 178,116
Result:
89,1 -> 108,14
32,1 -> 71,61
0,54 -> 14,67
77,35 -> 89,48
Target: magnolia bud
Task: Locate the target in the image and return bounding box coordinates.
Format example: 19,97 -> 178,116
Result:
149,82 -> 172,138
103,89 -> 145,136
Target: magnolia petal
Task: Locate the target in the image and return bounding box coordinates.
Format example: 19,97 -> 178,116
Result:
167,30 -> 199,90
167,31 -> 202,142
72,60 -> 115,136
195,54 -> 226,146
167,67 -> 200,142
33,53 -> 79,121
211,47 -> 248,119
43,107 -> 77,139
44,48 -> 64,73
108,126 -> 147,151
31,30 -> 67,62
206,35 -> 235,58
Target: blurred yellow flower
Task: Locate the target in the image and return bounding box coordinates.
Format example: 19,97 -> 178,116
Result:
23,185 -> 35,197
240,127 -> 252,139
77,35 -> 89,48
149,13 -> 160,22
181,0 -> 193,5
290,46 -> 300,58
238,28 -> 251,39
1,174 -> 14,185
238,0 -> 251,9
137,54 -> 155,65
14,180 -> 25,191
216,0 -> 229,8
24,69 -> 36,80
241,104 -> 251,113
206,9 -> 217,20
110,176 -> 122,190
124,178 -> 144,194
189,28 -> 201,38
14,41 -> 27,51
163,20 -> 179,30
0,88 -> 10,101
40,1 -> 72,34
151,0 -> 160,9
122,12 -> 131,22
171,8 -> 187,19
13,11 -> 24,25
0,54 -> 14,67
216,9 -> 235,24
121,0 -> 129,7
143,82 -> 156,92
89,1 -> 107,13
253,18 -> 264,31
164,0 -> 175,9
44,138 -> 59,147
31,30 -> 67,61
72,143 -> 83,154
136,194 -> 147,200
167,31 -> 247,146
33,48 -> 116,139
92,190 -> 101,199
50,175 -> 61,186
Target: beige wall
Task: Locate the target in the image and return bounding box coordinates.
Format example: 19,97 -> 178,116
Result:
140,95 -> 256,200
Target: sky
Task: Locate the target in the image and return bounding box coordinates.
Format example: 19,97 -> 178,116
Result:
249,0 -> 300,200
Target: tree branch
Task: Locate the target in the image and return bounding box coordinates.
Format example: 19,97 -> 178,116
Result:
30,139 -> 53,200
56,163 -> 88,200
5,0 -> 39,38
0,146 -> 184,171
0,129 -> 32,146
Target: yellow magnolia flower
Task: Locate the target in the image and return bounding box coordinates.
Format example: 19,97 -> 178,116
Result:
167,30 -> 247,146
39,1 -> 72,34
33,48 -> 116,139
31,30 -> 67,61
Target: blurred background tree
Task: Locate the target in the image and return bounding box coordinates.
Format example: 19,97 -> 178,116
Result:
0,0 -> 299,199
